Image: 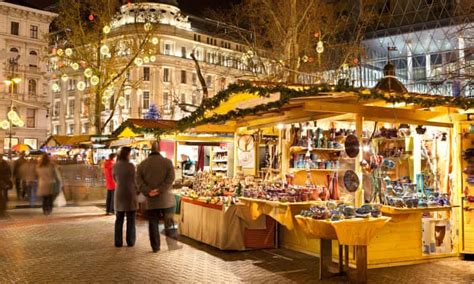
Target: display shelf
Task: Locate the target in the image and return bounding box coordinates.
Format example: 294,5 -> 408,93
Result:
212,168 -> 228,171
381,205 -> 451,215
289,168 -> 345,173
290,146 -> 344,153
213,159 -> 228,162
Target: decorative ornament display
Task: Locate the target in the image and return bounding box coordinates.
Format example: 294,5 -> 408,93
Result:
71,62 -> 80,70
134,57 -> 143,66
0,120 -> 9,130
151,37 -> 159,45
52,83 -> 61,92
77,81 -> 86,91
100,45 -> 110,56
61,74 -> 69,82
103,25 -> 111,34
90,75 -> 100,86
316,40 -> 324,54
65,48 -> 73,57
84,68 -> 93,78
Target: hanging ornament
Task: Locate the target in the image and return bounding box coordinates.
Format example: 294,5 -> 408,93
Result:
80,61 -> 87,68
84,68 -> 93,78
143,56 -> 150,63
314,32 -> 320,38
100,45 -> 110,56
316,40 -> 324,54
151,37 -> 159,45
71,62 -> 80,70
353,57 -> 359,65
150,55 -> 156,62
124,85 -> 133,95
56,49 -> 64,56
77,81 -> 86,91
65,48 -> 73,57
88,14 -> 94,21
61,74 -> 69,82
7,109 -> 19,121
134,57 -> 143,66
144,22 -> 152,31
302,55 -> 309,63
117,96 -> 126,107
103,25 -> 111,34
90,75 -> 100,86
0,120 -> 9,130
52,83 -> 61,92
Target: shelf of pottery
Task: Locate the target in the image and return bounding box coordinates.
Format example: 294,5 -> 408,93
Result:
211,146 -> 229,176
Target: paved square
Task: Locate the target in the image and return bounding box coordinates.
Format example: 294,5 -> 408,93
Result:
0,207 -> 473,283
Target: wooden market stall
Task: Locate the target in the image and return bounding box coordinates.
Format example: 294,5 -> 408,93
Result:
178,81 -> 474,278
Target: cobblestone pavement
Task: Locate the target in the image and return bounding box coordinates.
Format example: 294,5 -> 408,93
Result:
0,207 -> 473,284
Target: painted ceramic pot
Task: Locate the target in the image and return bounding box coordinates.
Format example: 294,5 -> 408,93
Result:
343,206 -> 356,218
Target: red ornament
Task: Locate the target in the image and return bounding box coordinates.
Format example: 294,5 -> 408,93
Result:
353,57 -> 359,65
314,32 -> 320,38
88,14 -> 94,21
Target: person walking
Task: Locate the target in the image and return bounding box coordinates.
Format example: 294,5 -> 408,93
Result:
113,147 -> 137,248
137,141 -> 176,253
21,158 -> 38,208
0,157 -> 12,217
36,153 -> 61,215
103,153 -> 117,215
13,152 -> 26,200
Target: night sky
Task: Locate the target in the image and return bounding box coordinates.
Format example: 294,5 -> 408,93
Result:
18,0 -> 241,15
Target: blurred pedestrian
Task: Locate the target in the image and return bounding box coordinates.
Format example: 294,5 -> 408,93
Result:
0,157 -> 12,217
103,153 -> 116,215
36,153 -> 61,215
21,158 -> 38,208
13,152 -> 26,200
113,147 -> 137,248
137,141 -> 176,253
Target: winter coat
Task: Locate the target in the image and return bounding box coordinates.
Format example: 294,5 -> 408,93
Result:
0,159 -> 12,190
113,161 -> 137,212
103,159 -> 115,190
136,152 -> 175,210
20,161 -> 38,183
13,157 -> 26,179
36,164 -> 60,197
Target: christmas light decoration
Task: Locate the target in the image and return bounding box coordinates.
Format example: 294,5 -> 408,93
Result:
71,62 -> 80,70
100,45 -> 110,56
77,81 -> 86,91
65,48 -> 73,57
151,37 -> 159,45
134,57 -> 143,66
84,68 -> 93,78
61,74 -> 69,82
90,75 -> 100,86
103,25 -> 111,34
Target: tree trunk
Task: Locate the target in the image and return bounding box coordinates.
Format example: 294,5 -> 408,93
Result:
94,91 -> 101,135
190,52 -> 209,101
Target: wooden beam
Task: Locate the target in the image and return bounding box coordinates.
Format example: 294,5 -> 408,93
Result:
304,101 -> 457,127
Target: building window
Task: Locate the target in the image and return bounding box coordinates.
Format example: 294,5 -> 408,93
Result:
11,22 -> 19,35
192,93 -> 197,105
30,25 -> 38,39
192,73 -> 197,85
24,138 -> 37,150
142,91 -> 150,110
12,83 -> 18,94
82,123 -> 89,134
3,138 -> 19,151
53,101 -> 60,117
181,93 -> 186,104
206,75 -> 213,87
68,79 -> 76,91
180,70 -> 186,84
54,125 -> 60,135
163,68 -> 170,82
68,99 -> 75,117
26,109 -> 35,128
68,124 -> 75,135
29,50 -> 38,67
164,43 -> 172,55
109,120 -> 115,134
143,67 -> 150,81
125,94 -> 130,110
181,46 -> 186,58
28,79 -> 36,95
163,91 -> 171,110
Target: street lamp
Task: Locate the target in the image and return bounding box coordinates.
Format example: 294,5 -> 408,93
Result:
1,77 -> 23,159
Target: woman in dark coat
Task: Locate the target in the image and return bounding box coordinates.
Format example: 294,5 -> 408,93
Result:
113,147 -> 137,247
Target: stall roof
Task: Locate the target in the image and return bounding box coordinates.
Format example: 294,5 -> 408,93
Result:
112,119 -> 178,138
178,83 -> 474,133
42,135 -> 92,147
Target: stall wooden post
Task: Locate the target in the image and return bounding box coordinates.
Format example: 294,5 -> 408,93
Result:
355,114 -> 364,207
233,133 -> 239,177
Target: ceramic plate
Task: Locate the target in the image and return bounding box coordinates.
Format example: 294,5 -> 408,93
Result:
344,134 -> 360,158
343,170 -> 359,192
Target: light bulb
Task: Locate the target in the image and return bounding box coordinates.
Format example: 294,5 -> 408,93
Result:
277,124 -> 284,130
0,120 -> 9,130
15,119 -> 24,127
118,96 -> 126,107
124,86 -> 132,95
61,74 -> 69,82
52,83 -> 60,92
134,57 -> 143,66
77,81 -> 86,91
65,48 -> 73,57
84,68 -> 93,78
71,62 -> 79,70
100,45 -> 110,56
151,37 -> 159,45
144,22 -> 152,31
103,25 -> 111,34
56,49 -> 64,56
316,40 -> 324,54
363,145 -> 371,152
90,75 -> 100,86
102,96 -> 109,105
150,55 -> 156,62
143,56 -> 150,63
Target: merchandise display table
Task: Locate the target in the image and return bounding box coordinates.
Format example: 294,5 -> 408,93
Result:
295,216 -> 390,283
179,198 -> 274,250
239,197 -> 315,230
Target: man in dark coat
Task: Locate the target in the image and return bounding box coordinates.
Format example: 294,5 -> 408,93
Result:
137,141 -> 175,252
13,152 -> 26,199
0,158 -> 12,217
